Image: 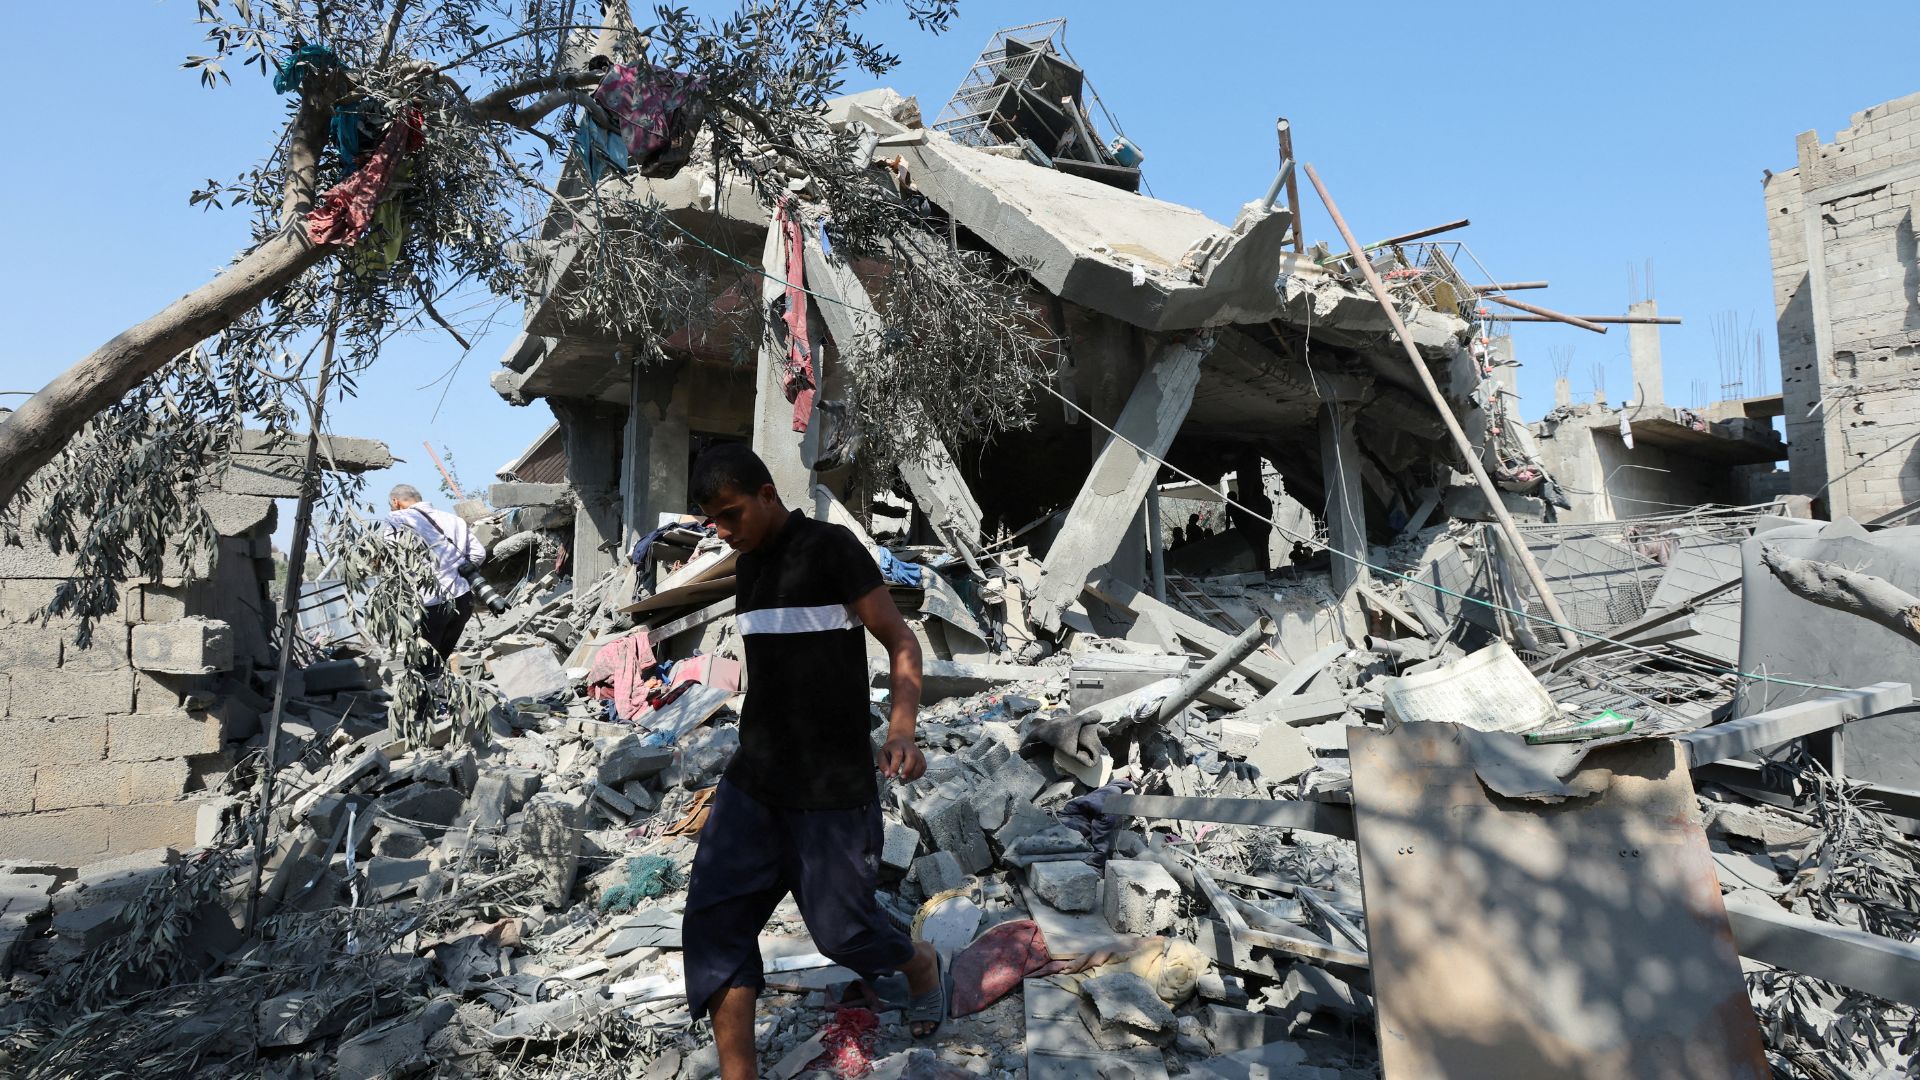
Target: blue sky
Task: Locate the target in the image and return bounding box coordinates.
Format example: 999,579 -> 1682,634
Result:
6,1 -> 1920,546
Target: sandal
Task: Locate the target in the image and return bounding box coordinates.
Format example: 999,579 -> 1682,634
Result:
905,946 -> 948,1039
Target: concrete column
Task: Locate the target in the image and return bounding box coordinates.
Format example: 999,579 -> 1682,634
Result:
1554,378 -> 1571,408
622,362 -> 690,547
750,216 -> 819,510
1628,300 -> 1665,406
1227,448 -> 1274,573
1319,403 -> 1368,598
1030,332 -> 1211,634
552,397 -> 624,586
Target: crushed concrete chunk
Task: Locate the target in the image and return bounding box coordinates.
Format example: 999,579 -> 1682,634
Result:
1104,859 -> 1179,935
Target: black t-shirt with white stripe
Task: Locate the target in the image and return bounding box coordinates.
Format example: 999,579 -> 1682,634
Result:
723,509 -> 886,809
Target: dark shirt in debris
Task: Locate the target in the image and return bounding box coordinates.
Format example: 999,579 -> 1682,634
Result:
724,509 -> 885,810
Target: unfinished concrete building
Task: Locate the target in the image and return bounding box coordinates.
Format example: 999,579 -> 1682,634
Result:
1766,90 -> 1920,522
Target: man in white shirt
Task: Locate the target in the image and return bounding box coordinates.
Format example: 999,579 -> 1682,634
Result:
385,484 -> 487,661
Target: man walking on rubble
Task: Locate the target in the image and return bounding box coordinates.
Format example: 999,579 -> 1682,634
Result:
384,483 -> 487,663
681,444 -> 946,1078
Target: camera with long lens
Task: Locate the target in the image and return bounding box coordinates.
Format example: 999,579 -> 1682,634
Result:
461,561 -> 511,615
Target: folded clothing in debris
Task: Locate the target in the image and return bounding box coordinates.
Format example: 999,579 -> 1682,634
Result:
877,547 -> 925,588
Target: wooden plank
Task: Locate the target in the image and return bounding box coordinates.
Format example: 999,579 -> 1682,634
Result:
1031,335 -> 1211,633
1106,794 -> 1354,841
1348,725 -> 1766,1079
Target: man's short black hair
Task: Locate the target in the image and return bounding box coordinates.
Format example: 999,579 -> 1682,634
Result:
690,443 -> 775,505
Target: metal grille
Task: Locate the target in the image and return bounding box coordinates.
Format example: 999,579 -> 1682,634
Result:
931,19 -> 1132,164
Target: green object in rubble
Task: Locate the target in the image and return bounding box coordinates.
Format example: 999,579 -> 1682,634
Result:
598,855 -> 681,914
1524,709 -> 1636,745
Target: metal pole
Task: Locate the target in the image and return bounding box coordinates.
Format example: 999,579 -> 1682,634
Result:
1146,487 -> 1167,604
1472,281 -> 1550,292
1278,119 -> 1303,252
1481,294 -> 1609,335
1365,217 -> 1471,250
424,440 -> 464,500
1485,313 -> 1683,326
1303,164 -> 1580,649
246,291 -> 343,932
1155,616 -> 1276,724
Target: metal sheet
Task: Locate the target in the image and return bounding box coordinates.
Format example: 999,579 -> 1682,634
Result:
1349,725 -> 1767,1080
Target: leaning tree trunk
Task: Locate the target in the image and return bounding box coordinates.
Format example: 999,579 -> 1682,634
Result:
0,227 -> 330,508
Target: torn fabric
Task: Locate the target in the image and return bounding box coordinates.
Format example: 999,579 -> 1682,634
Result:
772,199 -> 818,431
591,63 -> 707,177
308,107 -> 424,247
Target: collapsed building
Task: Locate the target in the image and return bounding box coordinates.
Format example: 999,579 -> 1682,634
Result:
4,25 -> 1920,1080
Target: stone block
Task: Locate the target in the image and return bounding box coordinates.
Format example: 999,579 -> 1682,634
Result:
597,736 -> 675,786
0,578 -> 69,620
905,788 -> 992,875
1104,859 -> 1179,935
124,758 -> 191,803
1028,859 -> 1100,913
0,807 -> 109,864
1083,970 -> 1177,1034
195,798 -> 236,847
0,768 -> 31,815
4,668 -> 134,719
60,625 -> 131,672
127,583 -> 196,625
199,493 -> 277,537
131,618 -> 234,675
912,851 -> 968,896
35,763 -> 132,811
881,820 -> 919,873
1247,723 -> 1315,784
0,625 -> 63,670
523,792 -> 586,908
108,711 -> 224,762
0,717 -> 108,766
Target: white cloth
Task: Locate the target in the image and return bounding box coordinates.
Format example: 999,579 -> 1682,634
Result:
386,503 -> 485,604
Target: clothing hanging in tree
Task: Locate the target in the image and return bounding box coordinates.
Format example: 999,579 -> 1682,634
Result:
573,116 -> 631,183
771,199 -> 817,432
274,44 -> 340,95
590,63 -> 707,178
347,163 -> 410,275
329,99 -> 368,178
308,107 -> 424,247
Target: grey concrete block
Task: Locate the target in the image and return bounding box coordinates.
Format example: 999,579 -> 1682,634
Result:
1104,859 -> 1179,935
1029,859 -> 1100,913
911,851 -> 968,896
1083,970 -> 1177,1033
881,820 -> 919,873
131,618 -> 234,675
489,482 -> 572,508
523,792 -> 586,908
905,789 -> 992,875
4,668 -> 134,719
597,735 -> 675,786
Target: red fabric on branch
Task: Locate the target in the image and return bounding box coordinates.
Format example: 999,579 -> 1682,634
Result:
308,107 -> 424,247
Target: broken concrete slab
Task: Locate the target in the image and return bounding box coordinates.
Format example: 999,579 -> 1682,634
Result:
488,646 -> 570,701
597,736 -> 675,787
1245,722 -> 1314,783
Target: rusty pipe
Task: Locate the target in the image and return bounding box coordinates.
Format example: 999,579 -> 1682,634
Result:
1481,294 -> 1609,335
1472,281 -> 1549,292
1486,313 -> 1683,325
1305,163 -> 1581,649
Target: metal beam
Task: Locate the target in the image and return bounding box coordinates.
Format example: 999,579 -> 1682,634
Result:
1106,794 -> 1355,841
1674,683 -> 1912,767
1727,899 -> 1920,1008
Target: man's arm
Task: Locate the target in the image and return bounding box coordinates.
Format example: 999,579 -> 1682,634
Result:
460,516 -> 487,568
849,584 -> 926,781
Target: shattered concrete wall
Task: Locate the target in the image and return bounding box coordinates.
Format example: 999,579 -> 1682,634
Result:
1767,91 -> 1920,520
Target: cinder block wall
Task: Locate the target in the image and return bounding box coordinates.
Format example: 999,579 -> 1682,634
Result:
1767,91 -> 1920,519
0,501 -> 275,865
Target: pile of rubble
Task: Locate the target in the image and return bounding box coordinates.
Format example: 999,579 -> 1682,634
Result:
3,478 -> 1918,1078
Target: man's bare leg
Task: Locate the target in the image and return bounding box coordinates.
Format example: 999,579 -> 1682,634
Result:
709,985 -> 759,1080
902,939 -> 940,1037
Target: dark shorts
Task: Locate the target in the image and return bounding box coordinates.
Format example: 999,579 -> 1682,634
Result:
682,778 -> 915,1018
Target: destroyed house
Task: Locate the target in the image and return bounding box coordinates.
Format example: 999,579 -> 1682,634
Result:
492,38 -> 1524,629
